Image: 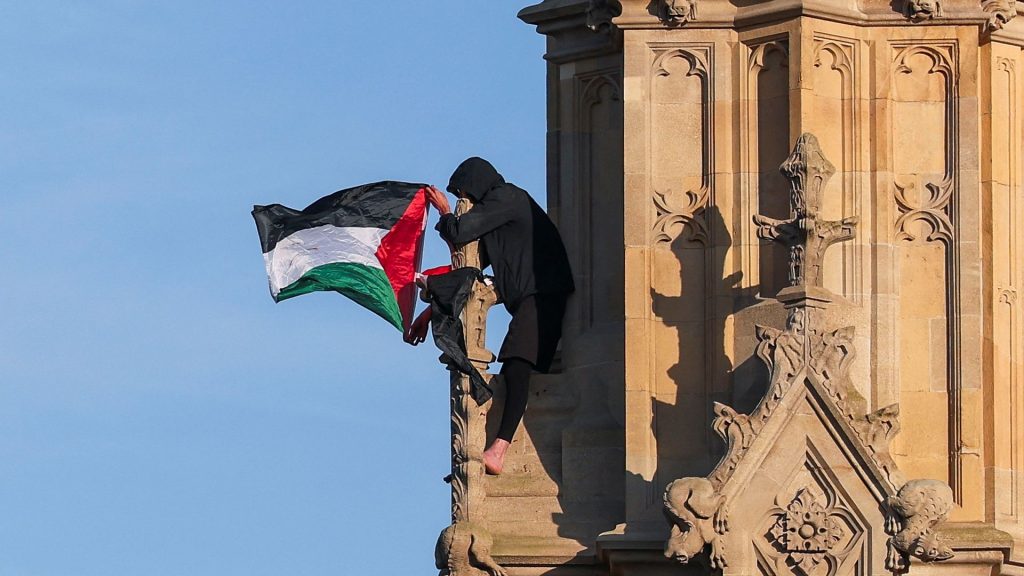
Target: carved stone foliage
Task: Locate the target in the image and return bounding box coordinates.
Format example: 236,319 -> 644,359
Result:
884,480 -> 955,571
893,177 -> 953,244
904,0 -> 943,22
663,0 -> 698,24
853,404 -> 904,487
983,0 -> 1017,32
663,477 -> 728,569
765,488 -> 848,575
650,45 -> 713,246
653,189 -> 709,245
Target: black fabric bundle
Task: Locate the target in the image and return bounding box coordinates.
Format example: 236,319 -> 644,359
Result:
426,267 -> 492,405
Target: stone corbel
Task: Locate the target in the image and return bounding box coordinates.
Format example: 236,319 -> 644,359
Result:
905,0 -> 944,22
982,0 -> 1017,32
663,0 -> 698,24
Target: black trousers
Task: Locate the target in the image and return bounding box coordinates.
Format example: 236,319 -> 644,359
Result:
495,293 -> 568,442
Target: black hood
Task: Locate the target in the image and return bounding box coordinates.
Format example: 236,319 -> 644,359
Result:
446,157 -> 505,201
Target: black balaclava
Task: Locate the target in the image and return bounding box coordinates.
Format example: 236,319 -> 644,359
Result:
446,157 -> 506,201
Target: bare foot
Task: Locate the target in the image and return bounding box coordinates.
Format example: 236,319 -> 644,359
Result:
482,439 -> 510,475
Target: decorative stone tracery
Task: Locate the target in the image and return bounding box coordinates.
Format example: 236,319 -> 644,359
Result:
766,488 -> 846,575
661,134 -> 956,574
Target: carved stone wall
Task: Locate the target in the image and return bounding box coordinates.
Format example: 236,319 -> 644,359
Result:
511,0 -> 1024,574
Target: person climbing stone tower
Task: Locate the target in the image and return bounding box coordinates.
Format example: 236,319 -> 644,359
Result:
406,156 -> 574,475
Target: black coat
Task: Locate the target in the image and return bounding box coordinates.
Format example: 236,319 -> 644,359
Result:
437,157 -> 574,312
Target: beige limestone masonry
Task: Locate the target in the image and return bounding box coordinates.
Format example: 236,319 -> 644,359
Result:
435,1 -> 1024,575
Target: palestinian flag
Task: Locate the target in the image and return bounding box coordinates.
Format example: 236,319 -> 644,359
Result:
252,181 -> 428,331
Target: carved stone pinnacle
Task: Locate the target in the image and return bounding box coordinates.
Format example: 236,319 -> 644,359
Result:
753,133 -> 858,291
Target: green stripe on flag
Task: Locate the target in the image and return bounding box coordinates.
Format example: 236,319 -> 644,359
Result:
275,262 -> 403,330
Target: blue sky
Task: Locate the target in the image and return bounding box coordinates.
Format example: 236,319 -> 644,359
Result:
1,2 -> 545,574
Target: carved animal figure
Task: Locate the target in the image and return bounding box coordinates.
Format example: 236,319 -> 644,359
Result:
435,522 -> 507,576
886,479 -> 955,564
663,477 -> 728,569
905,0 -> 942,21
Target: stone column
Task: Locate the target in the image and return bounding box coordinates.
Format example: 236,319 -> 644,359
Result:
434,198 -> 504,576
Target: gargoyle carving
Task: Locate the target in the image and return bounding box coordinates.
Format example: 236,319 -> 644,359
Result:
884,479 -> 955,571
905,0 -> 943,21
665,0 -> 698,23
436,522 -> 507,576
663,477 -> 728,568
983,0 -> 1017,32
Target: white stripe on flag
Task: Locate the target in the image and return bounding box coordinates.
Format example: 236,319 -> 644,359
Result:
263,225 -> 388,296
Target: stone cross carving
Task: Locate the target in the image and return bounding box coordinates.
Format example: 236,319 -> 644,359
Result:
753,133 -> 858,292
435,198 -> 506,576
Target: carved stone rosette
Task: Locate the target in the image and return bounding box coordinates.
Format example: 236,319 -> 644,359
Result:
662,134 -> 955,573
435,198 -> 505,576
766,488 -> 846,575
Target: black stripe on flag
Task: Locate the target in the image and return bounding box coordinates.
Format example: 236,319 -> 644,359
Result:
252,180 -> 427,254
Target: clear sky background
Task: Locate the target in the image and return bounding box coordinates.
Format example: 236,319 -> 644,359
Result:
1,2 -> 545,574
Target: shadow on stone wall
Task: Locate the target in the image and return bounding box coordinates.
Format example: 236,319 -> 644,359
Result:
649,204 -> 763,499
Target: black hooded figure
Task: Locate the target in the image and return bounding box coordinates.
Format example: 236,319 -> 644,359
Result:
429,157 -> 574,475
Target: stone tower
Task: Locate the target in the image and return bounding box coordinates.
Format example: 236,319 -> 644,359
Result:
439,1 -> 1024,574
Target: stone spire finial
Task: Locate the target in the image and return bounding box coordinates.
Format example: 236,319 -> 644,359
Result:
753,133 -> 858,302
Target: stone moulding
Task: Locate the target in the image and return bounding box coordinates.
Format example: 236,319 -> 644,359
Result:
661,134 -> 956,574
585,0 -> 999,30
890,39 -> 966,505
649,43 -> 713,246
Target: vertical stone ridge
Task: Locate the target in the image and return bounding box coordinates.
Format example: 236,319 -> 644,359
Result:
435,198 -> 505,576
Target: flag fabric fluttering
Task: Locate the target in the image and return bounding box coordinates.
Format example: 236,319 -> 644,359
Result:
252,181 -> 428,331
